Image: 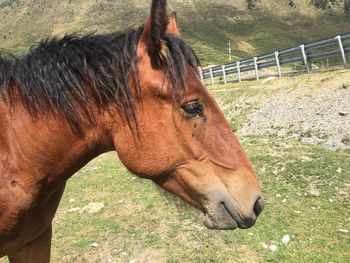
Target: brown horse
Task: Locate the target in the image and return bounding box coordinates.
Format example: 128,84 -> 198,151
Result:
0,0 -> 264,262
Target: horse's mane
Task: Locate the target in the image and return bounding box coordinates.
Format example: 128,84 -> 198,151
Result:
0,25 -> 199,127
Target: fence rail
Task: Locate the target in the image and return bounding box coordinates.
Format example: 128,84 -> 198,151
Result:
200,32 -> 350,85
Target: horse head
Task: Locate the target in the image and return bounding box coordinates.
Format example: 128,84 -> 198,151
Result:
111,0 -> 264,230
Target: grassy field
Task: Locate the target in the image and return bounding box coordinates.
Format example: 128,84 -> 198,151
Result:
46,136 -> 350,262
2,82 -> 349,262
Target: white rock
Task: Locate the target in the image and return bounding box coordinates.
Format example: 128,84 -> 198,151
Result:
329,198 -> 334,203
282,198 -> 287,203
309,189 -> 320,196
336,168 -> 342,173
248,232 -> 254,236
276,194 -> 281,198
68,207 -> 81,213
294,210 -> 302,215
301,156 -> 313,162
338,228 -> 348,233
309,184 -> 320,197
82,202 -> 105,214
69,198 -> 75,203
118,199 -> 124,204
270,244 -> 278,252
90,242 -> 98,248
282,234 -> 291,244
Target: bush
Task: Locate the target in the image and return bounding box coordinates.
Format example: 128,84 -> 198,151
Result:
246,0 -> 256,10
310,0 -> 337,10
345,0 -> 350,15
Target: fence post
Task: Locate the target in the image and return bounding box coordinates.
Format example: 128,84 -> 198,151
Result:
335,35 -> 347,65
236,61 -> 241,83
253,57 -> 259,80
222,65 -> 227,84
300,44 -> 310,73
199,69 -> 204,81
274,51 -> 282,77
209,68 -> 214,87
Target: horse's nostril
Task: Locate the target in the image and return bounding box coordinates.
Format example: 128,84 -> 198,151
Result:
253,197 -> 264,217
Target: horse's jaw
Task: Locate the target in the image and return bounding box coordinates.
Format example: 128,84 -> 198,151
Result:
156,162 -> 264,230
203,213 -> 238,230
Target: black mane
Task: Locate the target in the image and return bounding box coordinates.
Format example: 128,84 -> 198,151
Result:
0,26 -> 199,127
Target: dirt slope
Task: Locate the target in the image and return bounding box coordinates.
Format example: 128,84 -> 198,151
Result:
213,69 -> 350,149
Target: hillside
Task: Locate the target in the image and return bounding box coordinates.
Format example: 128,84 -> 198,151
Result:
1,0 -> 350,65
212,69 -> 350,149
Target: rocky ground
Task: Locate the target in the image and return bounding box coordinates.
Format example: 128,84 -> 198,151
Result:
215,69 -> 350,149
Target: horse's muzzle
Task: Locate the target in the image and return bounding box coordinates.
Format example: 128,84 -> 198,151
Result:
202,193 -> 264,230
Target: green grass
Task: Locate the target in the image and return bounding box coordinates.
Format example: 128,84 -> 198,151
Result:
41,136 -> 348,263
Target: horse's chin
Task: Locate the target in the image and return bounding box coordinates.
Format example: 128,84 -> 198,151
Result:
201,194 -> 258,230
203,212 -> 238,230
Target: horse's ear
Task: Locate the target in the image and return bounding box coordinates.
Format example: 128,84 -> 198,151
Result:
141,0 -> 179,68
166,12 -> 180,35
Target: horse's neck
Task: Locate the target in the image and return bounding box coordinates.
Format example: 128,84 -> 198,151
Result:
2,104 -> 114,196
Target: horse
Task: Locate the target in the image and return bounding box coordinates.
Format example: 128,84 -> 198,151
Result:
0,0 -> 264,262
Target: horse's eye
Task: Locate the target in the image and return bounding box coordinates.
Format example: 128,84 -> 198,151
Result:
181,101 -> 204,117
